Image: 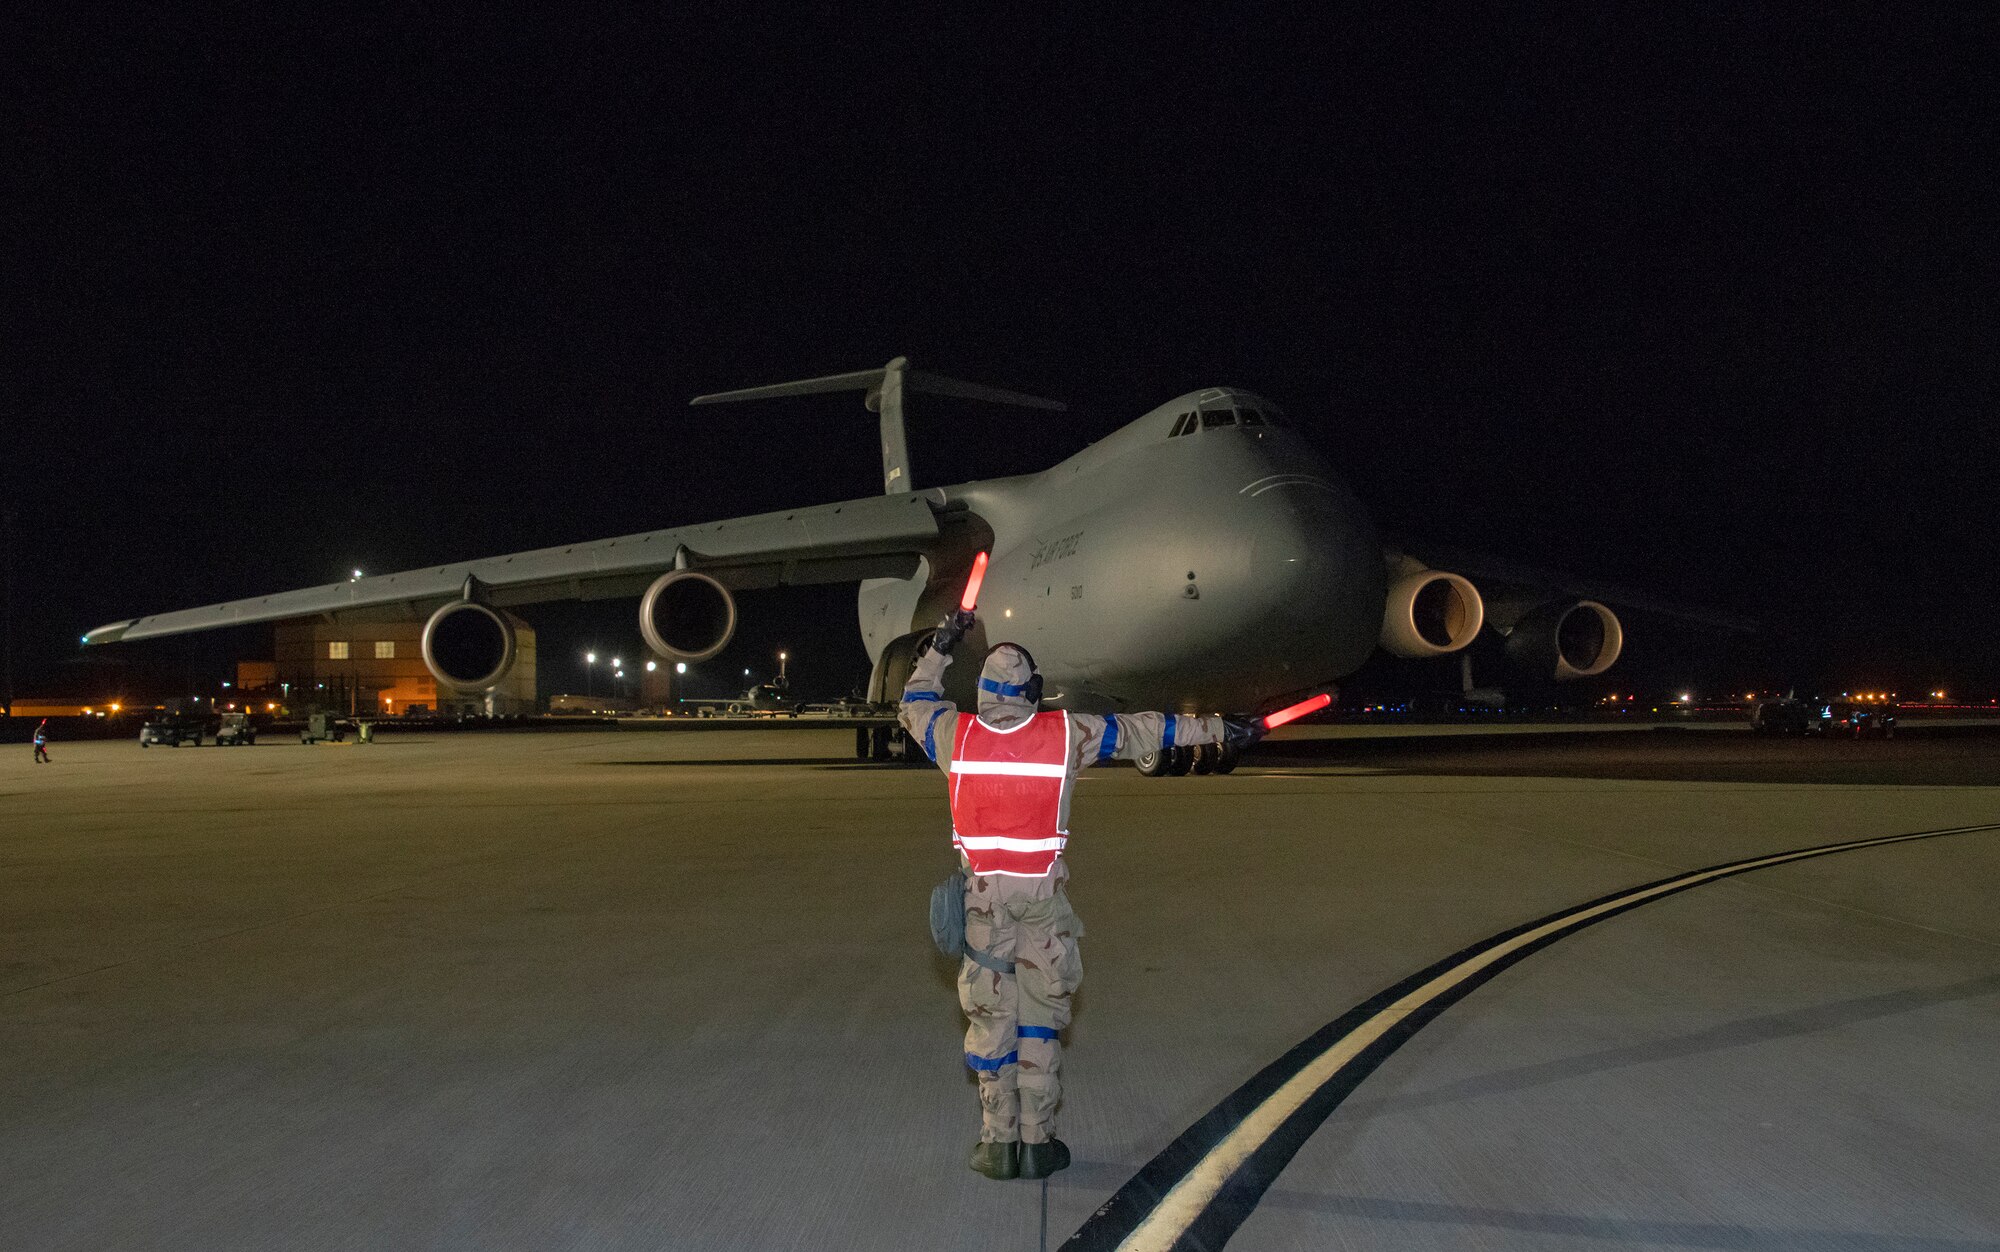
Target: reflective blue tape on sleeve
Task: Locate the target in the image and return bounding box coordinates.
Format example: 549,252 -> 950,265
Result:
1162,714 -> 1177,750
1018,1026 -> 1059,1040
1095,714 -> 1120,763
904,690 -> 942,702
965,1050 -> 1018,1072
923,707 -> 944,762
979,677 -> 1033,698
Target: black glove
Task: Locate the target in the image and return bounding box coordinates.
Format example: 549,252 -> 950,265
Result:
931,608 -> 977,656
1221,715 -> 1267,750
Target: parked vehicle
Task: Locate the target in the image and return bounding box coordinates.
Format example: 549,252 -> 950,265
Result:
300,712 -> 348,744
138,714 -> 208,747
1751,698 -> 1812,736
1813,700 -> 1895,739
214,712 -> 257,746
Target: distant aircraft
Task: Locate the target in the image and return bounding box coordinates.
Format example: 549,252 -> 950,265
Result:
84,357 -> 1718,759
678,665 -> 803,718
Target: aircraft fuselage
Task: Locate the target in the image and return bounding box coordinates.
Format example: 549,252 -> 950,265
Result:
858,388 -> 1386,713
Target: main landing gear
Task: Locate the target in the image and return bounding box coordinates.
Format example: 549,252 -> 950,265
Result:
855,725 -> 927,764
1133,743 -> 1239,777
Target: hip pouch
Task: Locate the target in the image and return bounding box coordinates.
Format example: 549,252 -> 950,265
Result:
929,868 -> 967,958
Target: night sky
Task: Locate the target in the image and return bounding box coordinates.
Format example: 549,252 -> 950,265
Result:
9,8 -> 1996,704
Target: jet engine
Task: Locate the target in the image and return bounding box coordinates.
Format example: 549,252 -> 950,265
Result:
1378,569 -> 1485,658
640,570 -> 737,662
421,601 -> 522,691
1502,599 -> 1624,679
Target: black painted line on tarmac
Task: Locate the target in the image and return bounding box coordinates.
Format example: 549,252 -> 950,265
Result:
1062,821 -> 2000,1252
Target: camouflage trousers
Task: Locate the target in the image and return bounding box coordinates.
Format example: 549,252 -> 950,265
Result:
959,867 -> 1084,1145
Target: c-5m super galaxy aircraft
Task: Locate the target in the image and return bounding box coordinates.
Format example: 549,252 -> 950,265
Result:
85,357 -> 1649,759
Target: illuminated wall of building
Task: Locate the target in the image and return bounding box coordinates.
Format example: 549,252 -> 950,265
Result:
264,616 -> 537,716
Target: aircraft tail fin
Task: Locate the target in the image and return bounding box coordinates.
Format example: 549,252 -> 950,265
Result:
691,357 -> 1066,494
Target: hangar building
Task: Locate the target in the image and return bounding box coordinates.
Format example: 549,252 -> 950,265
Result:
238,616 -> 538,716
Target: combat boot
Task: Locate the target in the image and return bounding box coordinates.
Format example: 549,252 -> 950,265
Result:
1019,1138 -> 1070,1179
969,1140 -> 1019,1180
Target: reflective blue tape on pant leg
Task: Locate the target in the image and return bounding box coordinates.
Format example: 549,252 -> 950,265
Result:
1095,714 -> 1120,763
1018,1026 -> 1059,1040
965,1050 -> 1019,1071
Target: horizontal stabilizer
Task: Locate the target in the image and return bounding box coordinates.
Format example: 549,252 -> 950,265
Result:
902,370 -> 1066,411
689,366 -> 897,407
690,358 -> 1065,411
690,356 -> 1064,494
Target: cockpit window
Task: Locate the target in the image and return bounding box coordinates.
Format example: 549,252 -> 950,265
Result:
1199,409 -> 1236,429
1239,408 -> 1266,426
1168,412 -> 1196,437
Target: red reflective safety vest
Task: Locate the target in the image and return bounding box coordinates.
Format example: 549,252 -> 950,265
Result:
949,710 -> 1071,877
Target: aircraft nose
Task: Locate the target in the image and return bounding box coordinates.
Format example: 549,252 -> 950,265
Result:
1247,480 -> 1386,678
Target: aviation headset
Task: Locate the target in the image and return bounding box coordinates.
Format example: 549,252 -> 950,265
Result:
979,641 -> 1044,707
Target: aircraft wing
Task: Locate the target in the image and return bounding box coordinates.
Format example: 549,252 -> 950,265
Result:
83,490 -> 944,645
1387,536 -> 1755,632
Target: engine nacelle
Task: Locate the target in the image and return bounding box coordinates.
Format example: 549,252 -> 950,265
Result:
421,601 -> 520,691
1378,569 -> 1485,658
640,570 -> 737,662
1502,599 -> 1624,679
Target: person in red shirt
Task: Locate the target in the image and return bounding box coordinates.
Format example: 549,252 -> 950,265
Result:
900,608 -> 1263,1180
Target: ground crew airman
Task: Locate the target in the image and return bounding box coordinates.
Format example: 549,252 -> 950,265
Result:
33,719 -> 51,764
900,608 -> 1263,1181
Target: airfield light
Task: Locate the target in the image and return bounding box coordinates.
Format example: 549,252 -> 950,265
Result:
586,652 -> 596,664
267,702 -> 277,711
646,660 -> 657,672
744,668 -> 752,676
959,551 -> 990,612
612,657 -> 622,669
222,681 -> 232,689
110,702 -> 120,713
83,707 -> 92,715
352,569 -> 363,581
1263,692 -> 1332,730
1004,608 -> 1013,618
1679,692 -> 1693,704
675,662 -> 687,675
779,651 -> 787,662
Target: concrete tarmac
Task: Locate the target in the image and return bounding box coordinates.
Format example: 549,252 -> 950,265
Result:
4,727 -> 1997,1250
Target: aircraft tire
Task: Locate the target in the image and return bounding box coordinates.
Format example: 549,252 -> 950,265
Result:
1190,744 -> 1219,775
1213,743 -> 1240,774
1134,750 -> 1171,778
1166,746 -> 1194,776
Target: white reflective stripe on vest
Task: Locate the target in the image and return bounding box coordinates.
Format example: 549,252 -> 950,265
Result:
953,835 -> 1068,851
948,759 -> 1068,778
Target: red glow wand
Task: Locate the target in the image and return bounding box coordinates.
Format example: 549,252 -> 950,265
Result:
959,551 -> 990,612
1263,692 -> 1332,730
